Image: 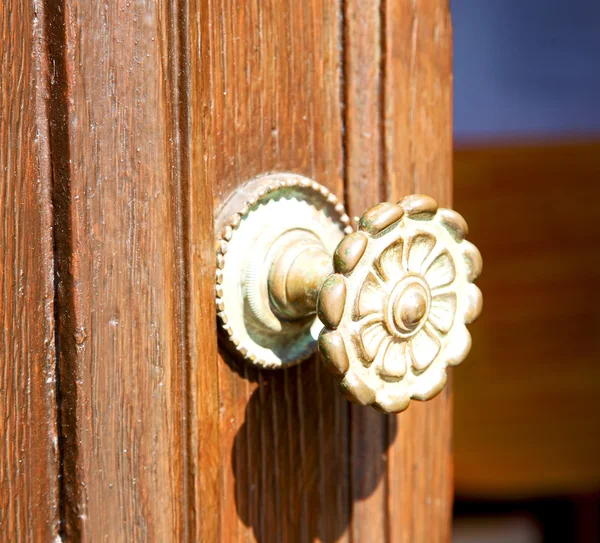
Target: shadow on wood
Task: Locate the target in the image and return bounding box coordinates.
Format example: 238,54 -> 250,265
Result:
231,359 -> 397,542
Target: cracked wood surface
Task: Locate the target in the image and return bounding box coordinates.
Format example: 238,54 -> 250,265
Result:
0,0 -> 60,540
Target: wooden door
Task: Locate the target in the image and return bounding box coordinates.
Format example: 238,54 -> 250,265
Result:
1,0 -> 453,540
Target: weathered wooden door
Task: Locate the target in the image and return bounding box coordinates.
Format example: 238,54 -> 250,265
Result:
1,0 -> 453,540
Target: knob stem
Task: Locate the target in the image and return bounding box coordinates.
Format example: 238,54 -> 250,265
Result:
268,233 -> 332,319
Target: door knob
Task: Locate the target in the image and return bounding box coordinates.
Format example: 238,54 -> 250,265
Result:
215,173 -> 482,413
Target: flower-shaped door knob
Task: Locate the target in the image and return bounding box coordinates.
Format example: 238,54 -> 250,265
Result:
215,174 -> 482,414
317,195 -> 482,413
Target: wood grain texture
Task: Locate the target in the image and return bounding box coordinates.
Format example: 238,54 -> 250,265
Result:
344,1 -> 389,541
188,2 -> 222,540
0,0 -> 61,540
49,0 -> 197,539
15,0 -> 455,538
454,142 -> 600,498
199,0 -> 454,541
197,0 -> 352,540
384,1 -> 454,542
346,0 -> 452,542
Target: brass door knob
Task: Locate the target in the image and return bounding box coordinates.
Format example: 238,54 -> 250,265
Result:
215,173 -> 482,413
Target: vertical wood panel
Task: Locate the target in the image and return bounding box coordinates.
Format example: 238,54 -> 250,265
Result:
196,0 -> 454,541
50,0 -> 196,539
384,0 -> 453,204
344,0 -> 453,540
188,2 -> 223,540
195,0 -> 351,540
29,0 -> 455,539
0,0 -> 60,540
343,0 -> 389,541
384,1 -> 454,542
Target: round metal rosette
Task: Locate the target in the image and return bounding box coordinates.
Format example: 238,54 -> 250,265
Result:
215,173 -> 352,369
317,195 -> 483,413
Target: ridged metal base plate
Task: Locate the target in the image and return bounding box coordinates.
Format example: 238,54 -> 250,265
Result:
215,173 -> 351,369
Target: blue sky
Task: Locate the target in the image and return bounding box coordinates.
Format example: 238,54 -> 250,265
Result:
453,0 -> 600,142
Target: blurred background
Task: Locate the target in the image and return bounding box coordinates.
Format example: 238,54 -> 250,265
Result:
450,1 -> 600,542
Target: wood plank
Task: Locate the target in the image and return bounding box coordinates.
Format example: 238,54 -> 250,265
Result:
197,0 -> 351,540
50,0 -> 197,538
201,0 -> 455,540
453,142 -> 600,497
383,1 -> 454,542
185,1 -> 223,539
0,1 -> 60,540
343,0 -> 389,541
343,0 -> 454,540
